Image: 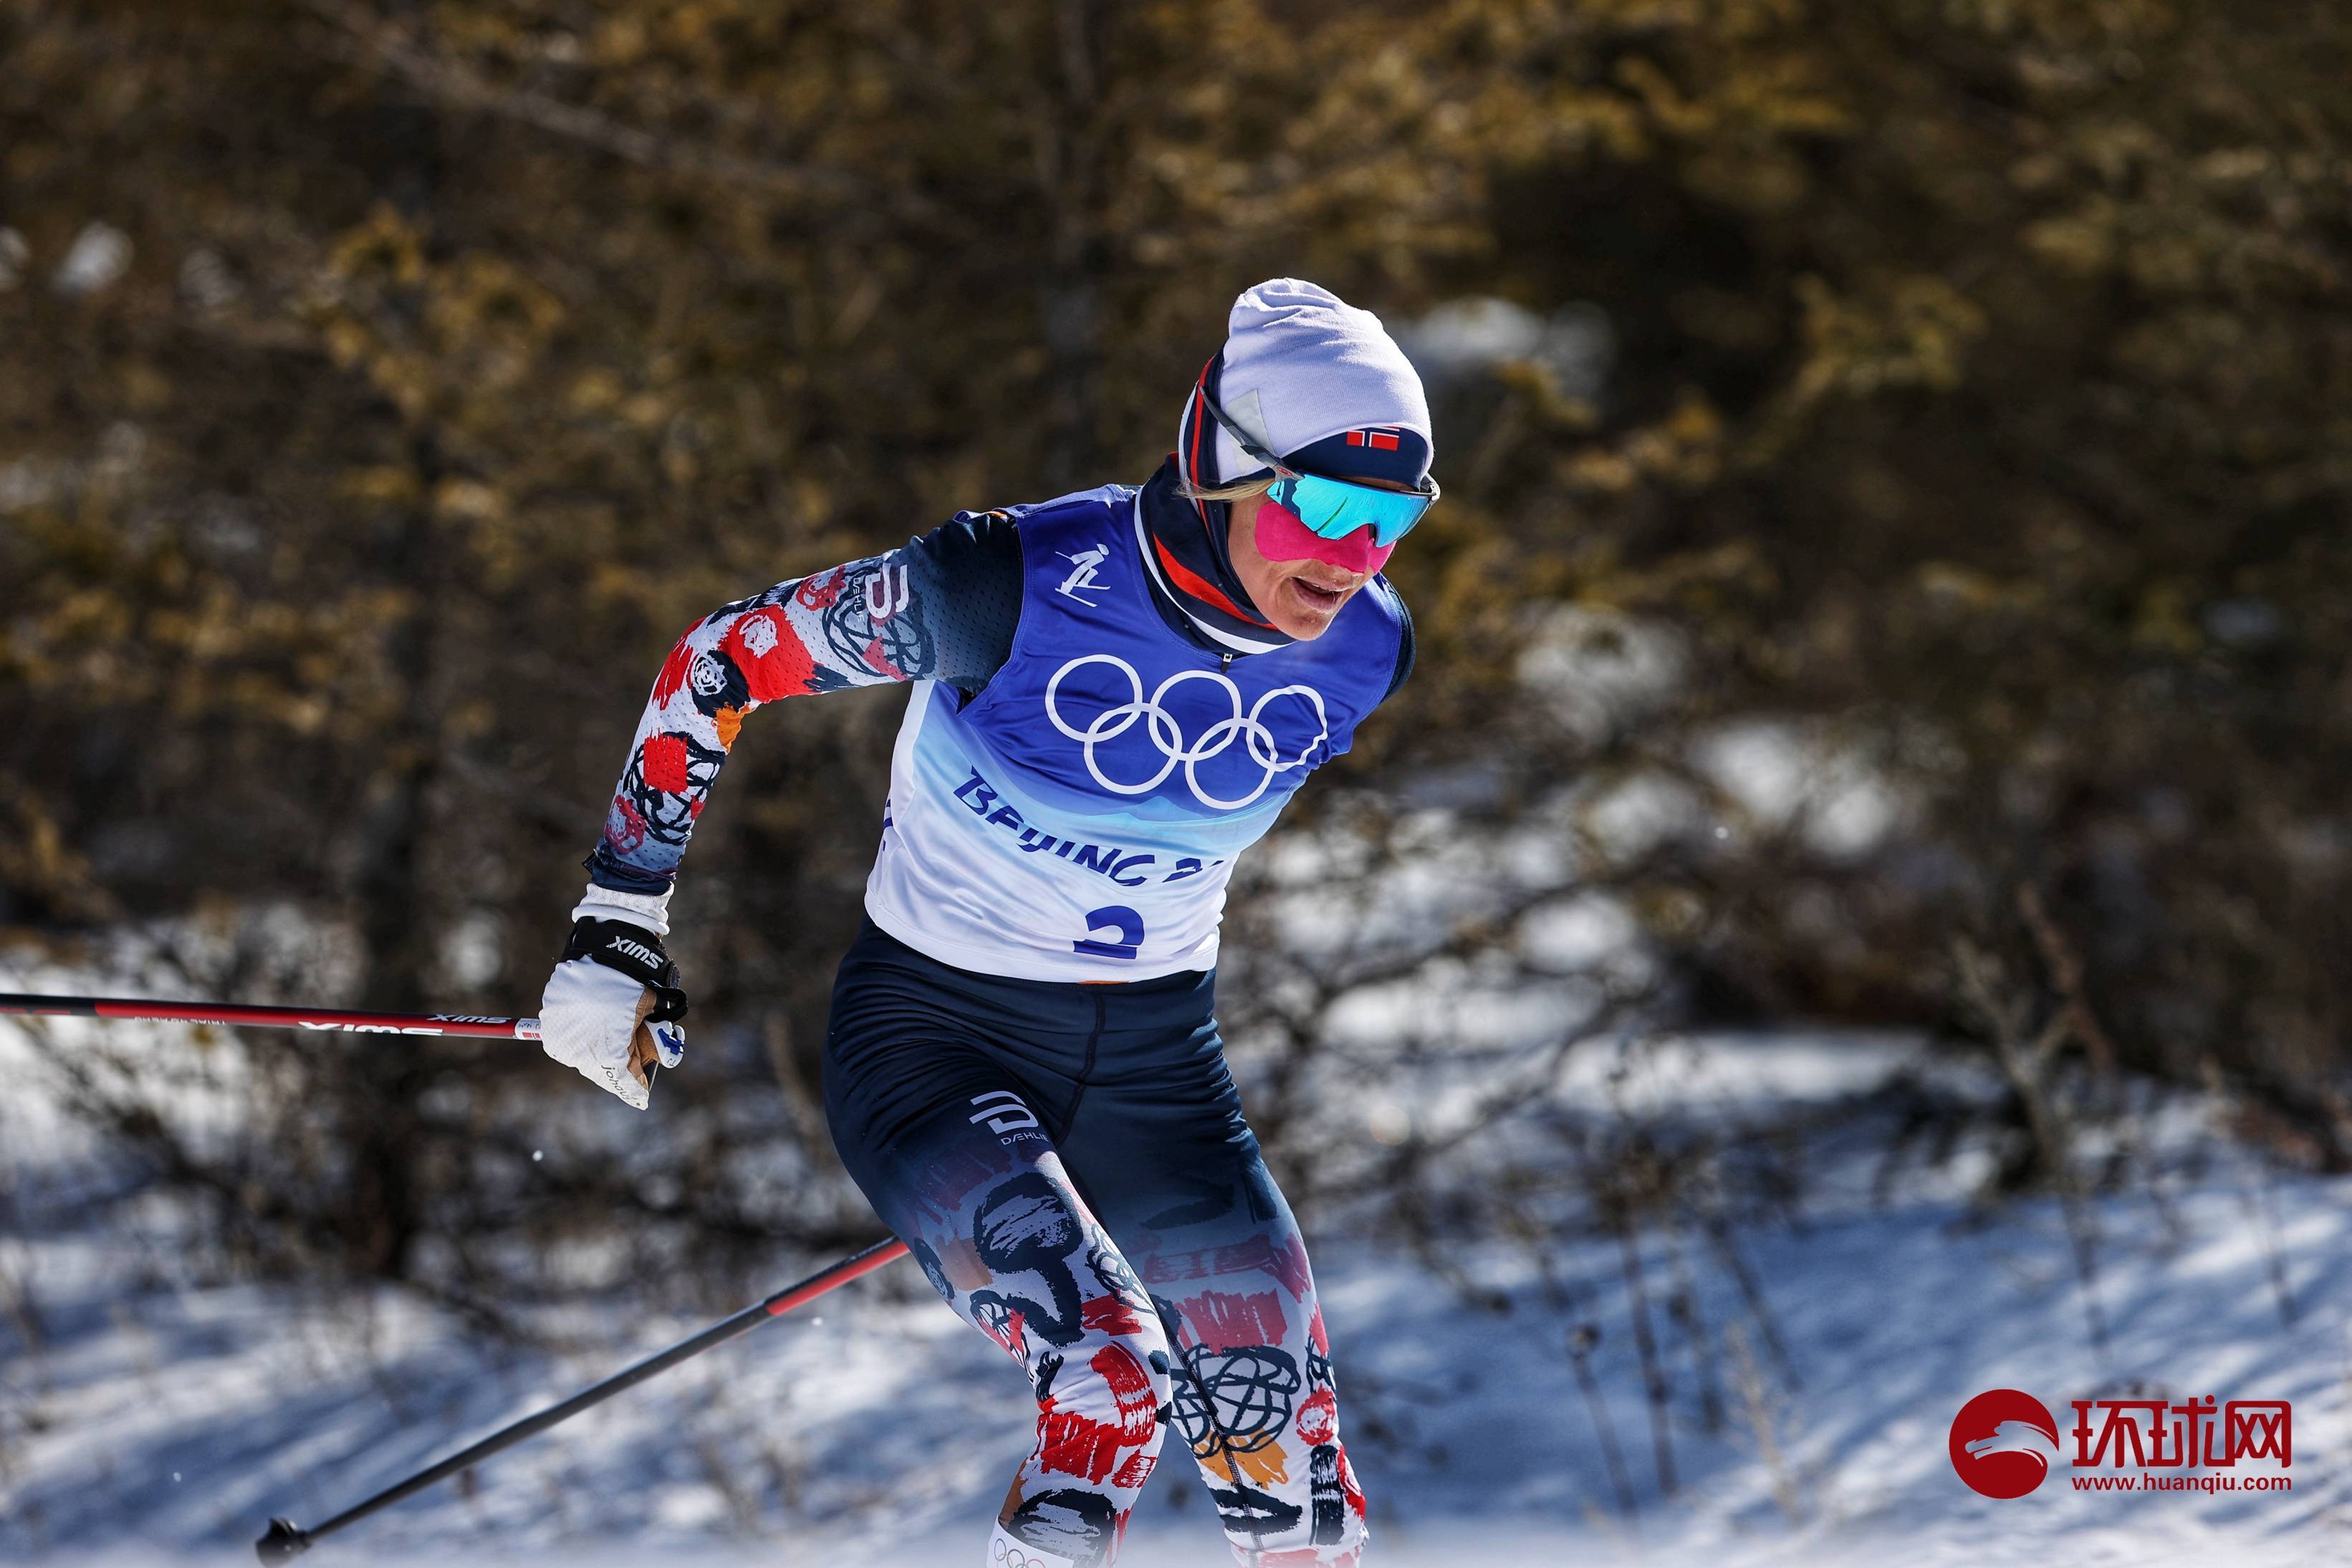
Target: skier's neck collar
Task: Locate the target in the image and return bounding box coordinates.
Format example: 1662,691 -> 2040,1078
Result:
1136,460 -> 1294,657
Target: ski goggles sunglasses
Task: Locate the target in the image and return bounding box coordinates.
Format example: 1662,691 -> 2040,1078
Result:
1196,388 -> 1440,549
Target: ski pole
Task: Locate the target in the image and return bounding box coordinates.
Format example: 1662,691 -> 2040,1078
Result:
0,992 -> 540,1040
254,1236 -> 910,1563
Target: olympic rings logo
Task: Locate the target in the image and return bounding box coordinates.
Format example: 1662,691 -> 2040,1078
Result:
990,1541 -> 1060,1568
1045,654 -> 1329,810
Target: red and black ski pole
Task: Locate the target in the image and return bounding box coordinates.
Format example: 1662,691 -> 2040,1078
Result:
253,1238 -> 909,1562
0,992 -> 542,1039
0,992 -> 911,1559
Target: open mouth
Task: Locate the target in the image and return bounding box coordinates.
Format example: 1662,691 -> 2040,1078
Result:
1288,577 -> 1348,614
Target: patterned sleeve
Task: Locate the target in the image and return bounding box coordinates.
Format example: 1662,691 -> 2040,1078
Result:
585,510 -> 1023,894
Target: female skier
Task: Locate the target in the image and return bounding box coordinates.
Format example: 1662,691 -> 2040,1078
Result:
539,278 -> 1436,1568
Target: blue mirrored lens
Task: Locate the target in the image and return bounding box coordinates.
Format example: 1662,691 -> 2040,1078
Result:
1269,473 -> 1436,548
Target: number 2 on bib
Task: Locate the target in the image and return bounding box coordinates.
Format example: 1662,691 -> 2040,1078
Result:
1074,905 -> 1145,961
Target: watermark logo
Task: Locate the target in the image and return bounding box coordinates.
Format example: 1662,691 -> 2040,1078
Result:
1951,1388 -> 2293,1498
2073,1395 -> 2291,1483
1950,1389 -> 2060,1499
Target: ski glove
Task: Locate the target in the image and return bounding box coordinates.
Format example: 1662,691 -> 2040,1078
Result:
539,918 -> 688,1110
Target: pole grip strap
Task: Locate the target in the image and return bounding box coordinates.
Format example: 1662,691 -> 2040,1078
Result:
562,918 -> 689,1023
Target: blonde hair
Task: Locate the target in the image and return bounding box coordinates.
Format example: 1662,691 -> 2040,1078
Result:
1173,473 -> 1275,504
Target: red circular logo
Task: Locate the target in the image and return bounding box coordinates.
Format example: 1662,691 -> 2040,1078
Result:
1949,1388 -> 2060,1498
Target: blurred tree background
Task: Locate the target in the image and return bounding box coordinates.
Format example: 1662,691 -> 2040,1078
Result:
2,0 -> 2348,1301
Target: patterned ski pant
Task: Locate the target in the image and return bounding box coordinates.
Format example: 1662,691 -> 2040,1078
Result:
824,917 -> 1367,1568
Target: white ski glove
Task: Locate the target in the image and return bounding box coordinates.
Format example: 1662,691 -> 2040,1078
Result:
539,890 -> 686,1111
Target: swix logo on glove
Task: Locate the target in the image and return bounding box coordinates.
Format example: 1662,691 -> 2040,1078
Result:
603,935 -> 663,968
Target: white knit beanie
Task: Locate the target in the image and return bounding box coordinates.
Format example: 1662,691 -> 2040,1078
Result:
1178,279 -> 1434,489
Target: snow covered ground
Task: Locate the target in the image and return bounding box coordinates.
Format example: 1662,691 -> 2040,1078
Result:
5,995 -> 2348,1567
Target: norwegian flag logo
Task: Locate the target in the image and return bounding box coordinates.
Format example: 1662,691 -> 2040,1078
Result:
1345,428 -> 1403,451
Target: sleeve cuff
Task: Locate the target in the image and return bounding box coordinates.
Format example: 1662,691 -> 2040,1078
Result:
572,882 -> 674,937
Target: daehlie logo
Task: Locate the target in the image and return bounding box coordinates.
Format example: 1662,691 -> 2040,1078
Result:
603,936 -> 663,967
865,563 -> 911,622
1056,544 -> 1108,607
968,1090 -> 1040,1137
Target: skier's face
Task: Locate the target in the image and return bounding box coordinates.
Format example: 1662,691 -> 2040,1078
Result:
1227,478 -> 1408,639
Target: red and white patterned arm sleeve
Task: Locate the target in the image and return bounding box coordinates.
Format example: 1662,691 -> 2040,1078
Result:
585,514 -> 1022,895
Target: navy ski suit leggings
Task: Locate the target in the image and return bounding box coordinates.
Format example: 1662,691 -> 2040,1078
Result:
823,916 -> 1367,1567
